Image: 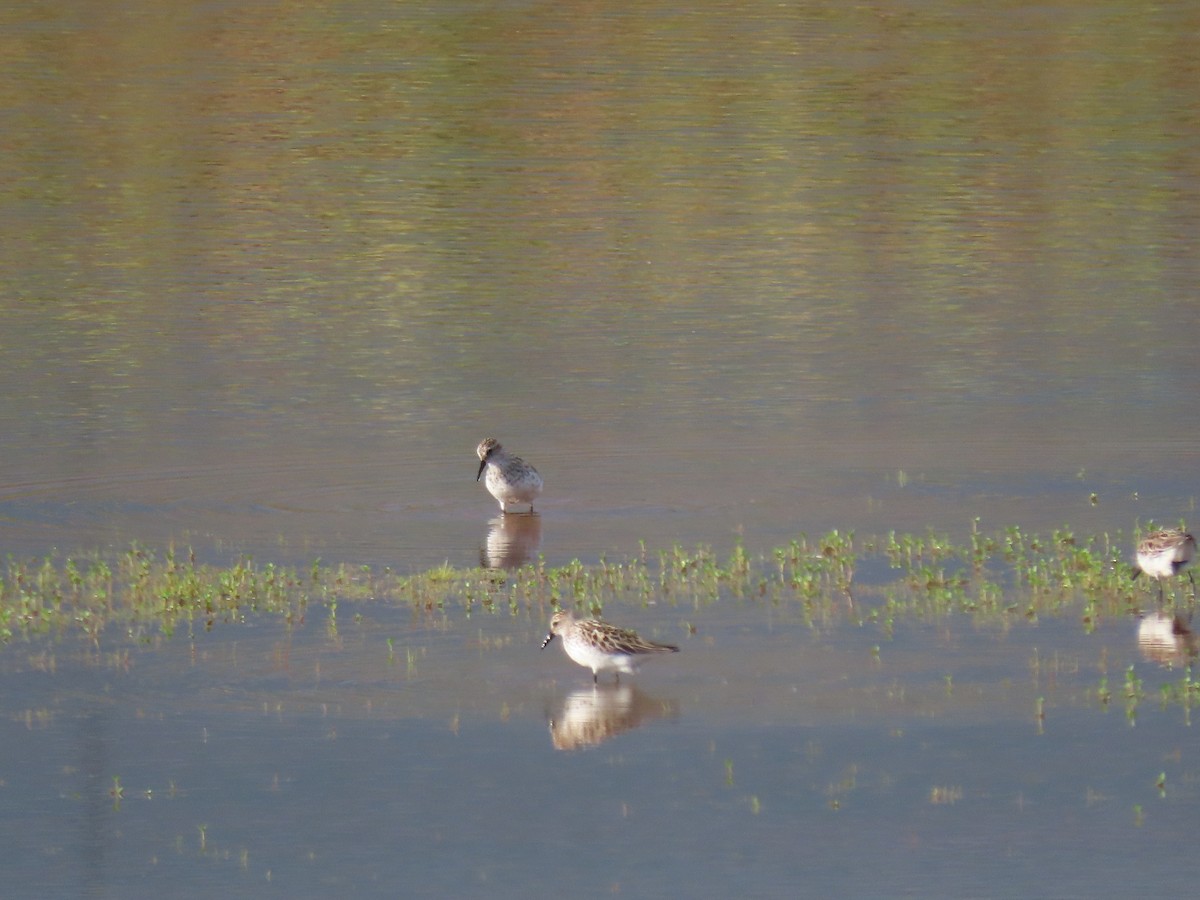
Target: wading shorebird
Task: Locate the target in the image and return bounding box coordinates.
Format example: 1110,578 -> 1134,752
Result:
541,609 -> 679,683
1133,528 -> 1197,601
476,437 -> 542,514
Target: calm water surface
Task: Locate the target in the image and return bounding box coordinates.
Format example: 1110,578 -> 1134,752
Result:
2,606 -> 1198,898
1,0 -> 1198,568
3,0 -> 1200,895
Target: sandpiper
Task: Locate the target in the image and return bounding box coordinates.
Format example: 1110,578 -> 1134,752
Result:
1133,528 -> 1196,601
541,609 -> 678,683
476,437 -> 542,514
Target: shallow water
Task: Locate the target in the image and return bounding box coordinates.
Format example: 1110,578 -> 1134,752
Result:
4,0 -> 1200,895
1,0 -> 1198,570
3,605 -> 1198,898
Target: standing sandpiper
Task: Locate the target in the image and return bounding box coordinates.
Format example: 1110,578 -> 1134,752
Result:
1133,528 -> 1196,601
476,438 -> 543,514
541,609 -> 679,683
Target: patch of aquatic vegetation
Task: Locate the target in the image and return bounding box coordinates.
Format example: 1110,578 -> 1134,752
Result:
0,522 -> 1186,648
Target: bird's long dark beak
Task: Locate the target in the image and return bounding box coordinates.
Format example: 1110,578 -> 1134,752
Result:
541,633 -> 555,650
476,457 -> 488,481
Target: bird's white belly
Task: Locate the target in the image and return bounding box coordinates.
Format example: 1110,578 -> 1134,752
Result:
1138,550 -> 1189,579
564,638 -> 635,674
486,468 -> 541,504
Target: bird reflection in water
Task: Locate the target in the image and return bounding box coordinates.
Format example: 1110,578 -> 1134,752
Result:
480,514 -> 541,569
547,684 -> 679,751
1136,611 -> 1197,667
